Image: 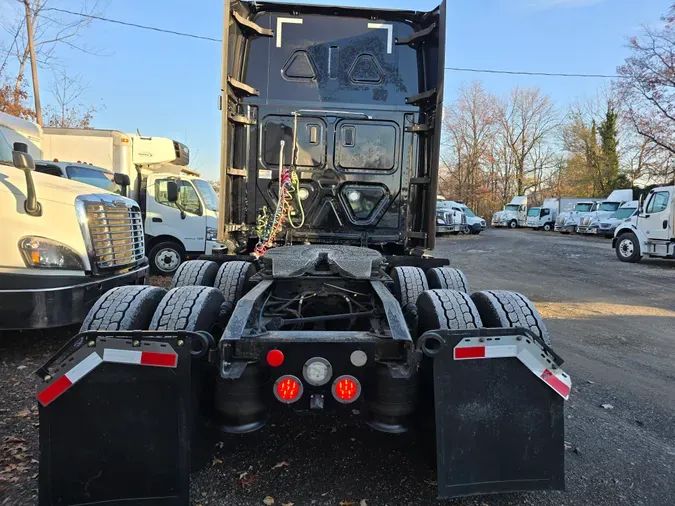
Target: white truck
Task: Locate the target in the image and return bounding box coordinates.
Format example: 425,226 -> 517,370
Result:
614,187 -> 675,262
597,201 -> 639,238
491,195 -> 527,228
575,189 -> 634,235
40,128 -> 225,274
435,197 -> 465,234
0,126 -> 148,330
525,198 -> 562,231
554,200 -> 599,233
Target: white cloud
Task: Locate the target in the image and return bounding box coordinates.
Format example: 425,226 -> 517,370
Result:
529,0 -> 603,10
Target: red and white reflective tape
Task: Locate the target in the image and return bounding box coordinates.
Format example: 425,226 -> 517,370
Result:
453,336 -> 572,400
102,349 -> 178,367
37,344 -> 179,407
37,352 -> 102,406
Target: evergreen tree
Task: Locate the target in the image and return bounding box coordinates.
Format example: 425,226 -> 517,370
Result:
598,102 -> 620,190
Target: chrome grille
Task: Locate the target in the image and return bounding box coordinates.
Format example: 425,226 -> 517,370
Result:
580,216 -> 593,227
555,216 -> 566,227
85,200 -> 144,269
461,214 -> 467,224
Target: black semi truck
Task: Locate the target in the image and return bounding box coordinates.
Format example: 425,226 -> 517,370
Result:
36,2 -> 571,504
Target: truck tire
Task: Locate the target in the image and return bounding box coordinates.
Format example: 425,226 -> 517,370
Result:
149,286 -> 224,332
80,285 -> 167,331
148,241 -> 185,275
615,233 -> 641,263
543,222 -> 553,232
214,261 -> 255,302
171,260 -> 219,288
391,266 -> 428,306
471,290 -> 551,345
509,219 -> 518,229
426,267 -> 469,293
417,289 -> 483,332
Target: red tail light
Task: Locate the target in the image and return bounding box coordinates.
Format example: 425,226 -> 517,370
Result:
274,375 -> 303,404
332,375 -> 361,403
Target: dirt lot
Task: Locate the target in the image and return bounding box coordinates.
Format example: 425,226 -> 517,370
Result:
2,228 -> 674,505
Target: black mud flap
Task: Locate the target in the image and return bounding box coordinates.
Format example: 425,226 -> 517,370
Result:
37,331 -> 198,506
418,329 -> 569,499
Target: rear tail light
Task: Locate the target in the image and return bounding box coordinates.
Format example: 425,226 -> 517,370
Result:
332,375 -> 361,403
274,375 -> 303,404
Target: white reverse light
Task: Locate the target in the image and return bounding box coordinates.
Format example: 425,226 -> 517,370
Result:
303,357 -> 332,386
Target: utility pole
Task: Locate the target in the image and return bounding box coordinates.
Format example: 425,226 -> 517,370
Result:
24,0 -> 43,126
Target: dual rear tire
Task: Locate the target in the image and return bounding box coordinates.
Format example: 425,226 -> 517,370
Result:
392,266 -> 548,343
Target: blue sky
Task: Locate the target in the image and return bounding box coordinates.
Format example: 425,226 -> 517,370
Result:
0,0 -> 668,179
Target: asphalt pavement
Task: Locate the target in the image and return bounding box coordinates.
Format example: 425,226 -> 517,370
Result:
1,228 -> 674,505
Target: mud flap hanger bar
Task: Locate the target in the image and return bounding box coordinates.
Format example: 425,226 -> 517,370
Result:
417,328 -> 571,400
35,330 -> 213,406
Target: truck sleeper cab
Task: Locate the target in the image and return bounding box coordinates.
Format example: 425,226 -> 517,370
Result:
35,2 -> 571,505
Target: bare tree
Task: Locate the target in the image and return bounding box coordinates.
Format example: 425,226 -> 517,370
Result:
1,0 -> 105,97
43,70 -> 96,127
440,82 -> 497,210
496,87 -> 559,195
617,6 -> 675,156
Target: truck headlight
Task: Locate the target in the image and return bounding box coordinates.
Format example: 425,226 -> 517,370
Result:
20,237 -> 84,270
436,218 -> 446,225
206,227 -> 218,241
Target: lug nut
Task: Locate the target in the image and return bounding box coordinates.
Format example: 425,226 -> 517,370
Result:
478,337 -> 485,343
44,375 -> 52,382
177,339 -> 184,347
132,340 -> 140,347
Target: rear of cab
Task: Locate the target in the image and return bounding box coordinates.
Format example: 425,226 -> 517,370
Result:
0,132 -> 148,329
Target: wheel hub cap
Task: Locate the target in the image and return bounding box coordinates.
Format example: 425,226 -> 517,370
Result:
156,249 -> 180,271
620,239 -> 634,257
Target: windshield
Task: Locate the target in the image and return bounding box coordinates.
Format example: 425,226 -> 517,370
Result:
66,166 -> 122,194
461,206 -> 476,217
610,207 -> 636,220
505,204 -> 520,211
0,131 -> 13,164
599,202 -> 621,212
575,203 -> 593,212
193,179 -> 219,212
527,208 -> 540,217
437,200 -> 452,209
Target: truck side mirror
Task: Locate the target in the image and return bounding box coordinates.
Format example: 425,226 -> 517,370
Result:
12,150 -> 41,217
113,173 -> 130,187
167,181 -> 179,202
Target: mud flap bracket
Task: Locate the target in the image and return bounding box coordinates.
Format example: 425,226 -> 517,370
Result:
419,328 -> 568,499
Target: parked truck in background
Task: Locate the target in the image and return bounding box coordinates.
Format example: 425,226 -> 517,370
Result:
0,127 -> 148,330
525,198 -> 561,231
491,195 -> 527,228
614,187 -> 675,262
40,128 -> 226,274
598,201 -> 638,238
436,197 -> 465,235
576,190 -> 634,235
555,200 -> 599,233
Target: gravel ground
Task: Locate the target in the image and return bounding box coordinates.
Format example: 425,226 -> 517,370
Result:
2,231 -> 674,505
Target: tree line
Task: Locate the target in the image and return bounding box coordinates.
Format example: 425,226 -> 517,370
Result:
439,5 -> 675,218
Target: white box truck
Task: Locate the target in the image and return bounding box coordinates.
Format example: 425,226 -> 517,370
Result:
526,197 -> 588,231
614,187 -> 674,262
41,128 -> 227,273
0,115 -> 148,330
491,195 -> 527,228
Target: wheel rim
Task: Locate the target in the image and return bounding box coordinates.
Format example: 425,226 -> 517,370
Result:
155,248 -> 180,272
510,221 -> 517,228
619,238 -> 634,258
544,224 -> 551,231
